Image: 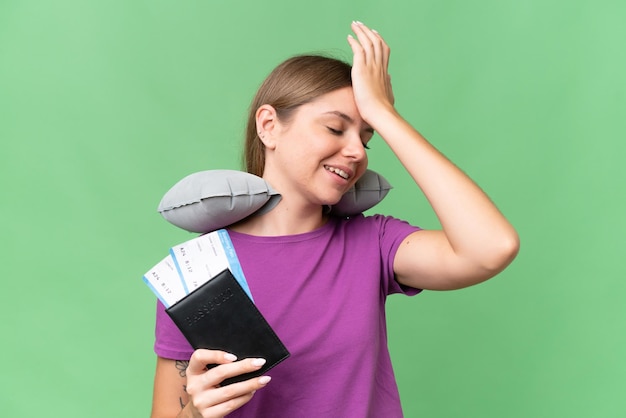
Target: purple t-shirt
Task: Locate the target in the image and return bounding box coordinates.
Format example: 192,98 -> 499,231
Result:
155,214 -> 421,417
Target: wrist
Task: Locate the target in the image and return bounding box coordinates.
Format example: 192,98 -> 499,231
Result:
177,402 -> 203,418
365,104 -> 402,134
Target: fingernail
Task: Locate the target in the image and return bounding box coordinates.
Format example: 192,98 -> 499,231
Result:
252,358 -> 267,367
258,376 -> 272,385
356,20 -> 364,25
224,353 -> 237,361
372,29 -> 378,33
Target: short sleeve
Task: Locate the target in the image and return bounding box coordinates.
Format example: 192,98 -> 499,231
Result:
154,300 -> 194,360
373,215 -> 422,296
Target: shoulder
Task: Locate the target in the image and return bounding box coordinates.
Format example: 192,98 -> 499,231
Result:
332,213 -> 419,235
330,214 -> 421,258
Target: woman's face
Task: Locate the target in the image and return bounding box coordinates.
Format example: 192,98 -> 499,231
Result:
263,86 -> 372,207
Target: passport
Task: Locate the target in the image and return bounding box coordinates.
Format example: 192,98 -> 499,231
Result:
165,268 -> 290,385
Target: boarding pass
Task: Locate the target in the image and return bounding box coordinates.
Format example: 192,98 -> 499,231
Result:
143,229 -> 252,307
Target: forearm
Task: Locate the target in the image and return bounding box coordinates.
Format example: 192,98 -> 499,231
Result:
375,108 -> 519,270
175,404 -> 200,418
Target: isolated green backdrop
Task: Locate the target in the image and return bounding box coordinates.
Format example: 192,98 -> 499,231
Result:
1,0 -> 624,417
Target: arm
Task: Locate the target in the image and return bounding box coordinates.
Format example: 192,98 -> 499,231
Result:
150,351 -> 272,418
348,22 -> 519,290
151,357 -> 193,418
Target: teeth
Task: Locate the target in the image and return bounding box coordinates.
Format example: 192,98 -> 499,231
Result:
325,165 -> 349,179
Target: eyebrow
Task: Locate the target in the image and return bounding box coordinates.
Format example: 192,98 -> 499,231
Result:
323,111 -> 375,133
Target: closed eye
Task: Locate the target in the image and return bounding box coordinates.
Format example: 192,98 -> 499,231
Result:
327,126 -> 370,149
327,127 -> 343,135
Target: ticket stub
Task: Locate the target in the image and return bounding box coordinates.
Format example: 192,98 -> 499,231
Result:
169,229 -> 253,300
142,254 -> 188,308
215,229 -> 250,298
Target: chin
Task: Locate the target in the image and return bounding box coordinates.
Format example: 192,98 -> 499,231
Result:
318,192 -> 345,206
311,179 -> 354,206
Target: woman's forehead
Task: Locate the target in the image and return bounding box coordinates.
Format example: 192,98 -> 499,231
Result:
302,88 -> 368,125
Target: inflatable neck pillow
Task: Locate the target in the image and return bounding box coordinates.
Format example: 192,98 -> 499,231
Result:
158,169 -> 392,233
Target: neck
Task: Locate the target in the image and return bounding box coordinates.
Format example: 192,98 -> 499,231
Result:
230,197 -> 327,236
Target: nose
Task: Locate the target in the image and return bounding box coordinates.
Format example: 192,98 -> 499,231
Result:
342,133 -> 367,162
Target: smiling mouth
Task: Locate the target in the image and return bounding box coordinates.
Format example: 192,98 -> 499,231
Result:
324,165 -> 350,180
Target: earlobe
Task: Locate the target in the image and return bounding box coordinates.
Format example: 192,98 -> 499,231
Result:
256,105 -> 278,150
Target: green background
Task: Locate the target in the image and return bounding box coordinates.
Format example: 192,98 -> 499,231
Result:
1,0 -> 624,416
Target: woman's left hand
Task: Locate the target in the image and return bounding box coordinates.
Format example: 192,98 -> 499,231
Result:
347,21 -> 395,124
346,22 -> 519,291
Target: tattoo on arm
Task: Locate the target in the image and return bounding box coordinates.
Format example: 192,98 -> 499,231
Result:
175,360 -> 189,377
179,385 -> 188,409
175,361 -> 190,410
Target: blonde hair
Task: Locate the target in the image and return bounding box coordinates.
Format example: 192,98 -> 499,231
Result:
244,55 -> 352,176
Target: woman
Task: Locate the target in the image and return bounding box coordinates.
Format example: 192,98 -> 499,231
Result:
150,21 -> 519,418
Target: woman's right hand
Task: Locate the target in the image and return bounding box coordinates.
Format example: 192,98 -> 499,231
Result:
183,349 -> 272,418
150,350 -> 271,418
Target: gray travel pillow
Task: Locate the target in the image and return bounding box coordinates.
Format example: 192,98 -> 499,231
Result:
158,169 -> 392,233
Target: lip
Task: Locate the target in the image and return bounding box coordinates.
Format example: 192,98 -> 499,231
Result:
323,164 -> 354,180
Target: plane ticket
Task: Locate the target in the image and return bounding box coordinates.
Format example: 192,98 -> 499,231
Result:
143,229 -> 253,307
142,254 -> 187,308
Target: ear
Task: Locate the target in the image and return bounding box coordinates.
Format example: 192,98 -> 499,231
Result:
256,104 -> 278,150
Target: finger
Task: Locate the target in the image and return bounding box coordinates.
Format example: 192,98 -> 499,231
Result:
351,21 -> 385,64
203,358 -> 268,387
347,34 -> 366,66
350,21 -> 376,62
187,349 -> 238,376
363,25 -> 391,69
371,29 -> 391,70
200,392 -> 256,418
192,374 -> 272,415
